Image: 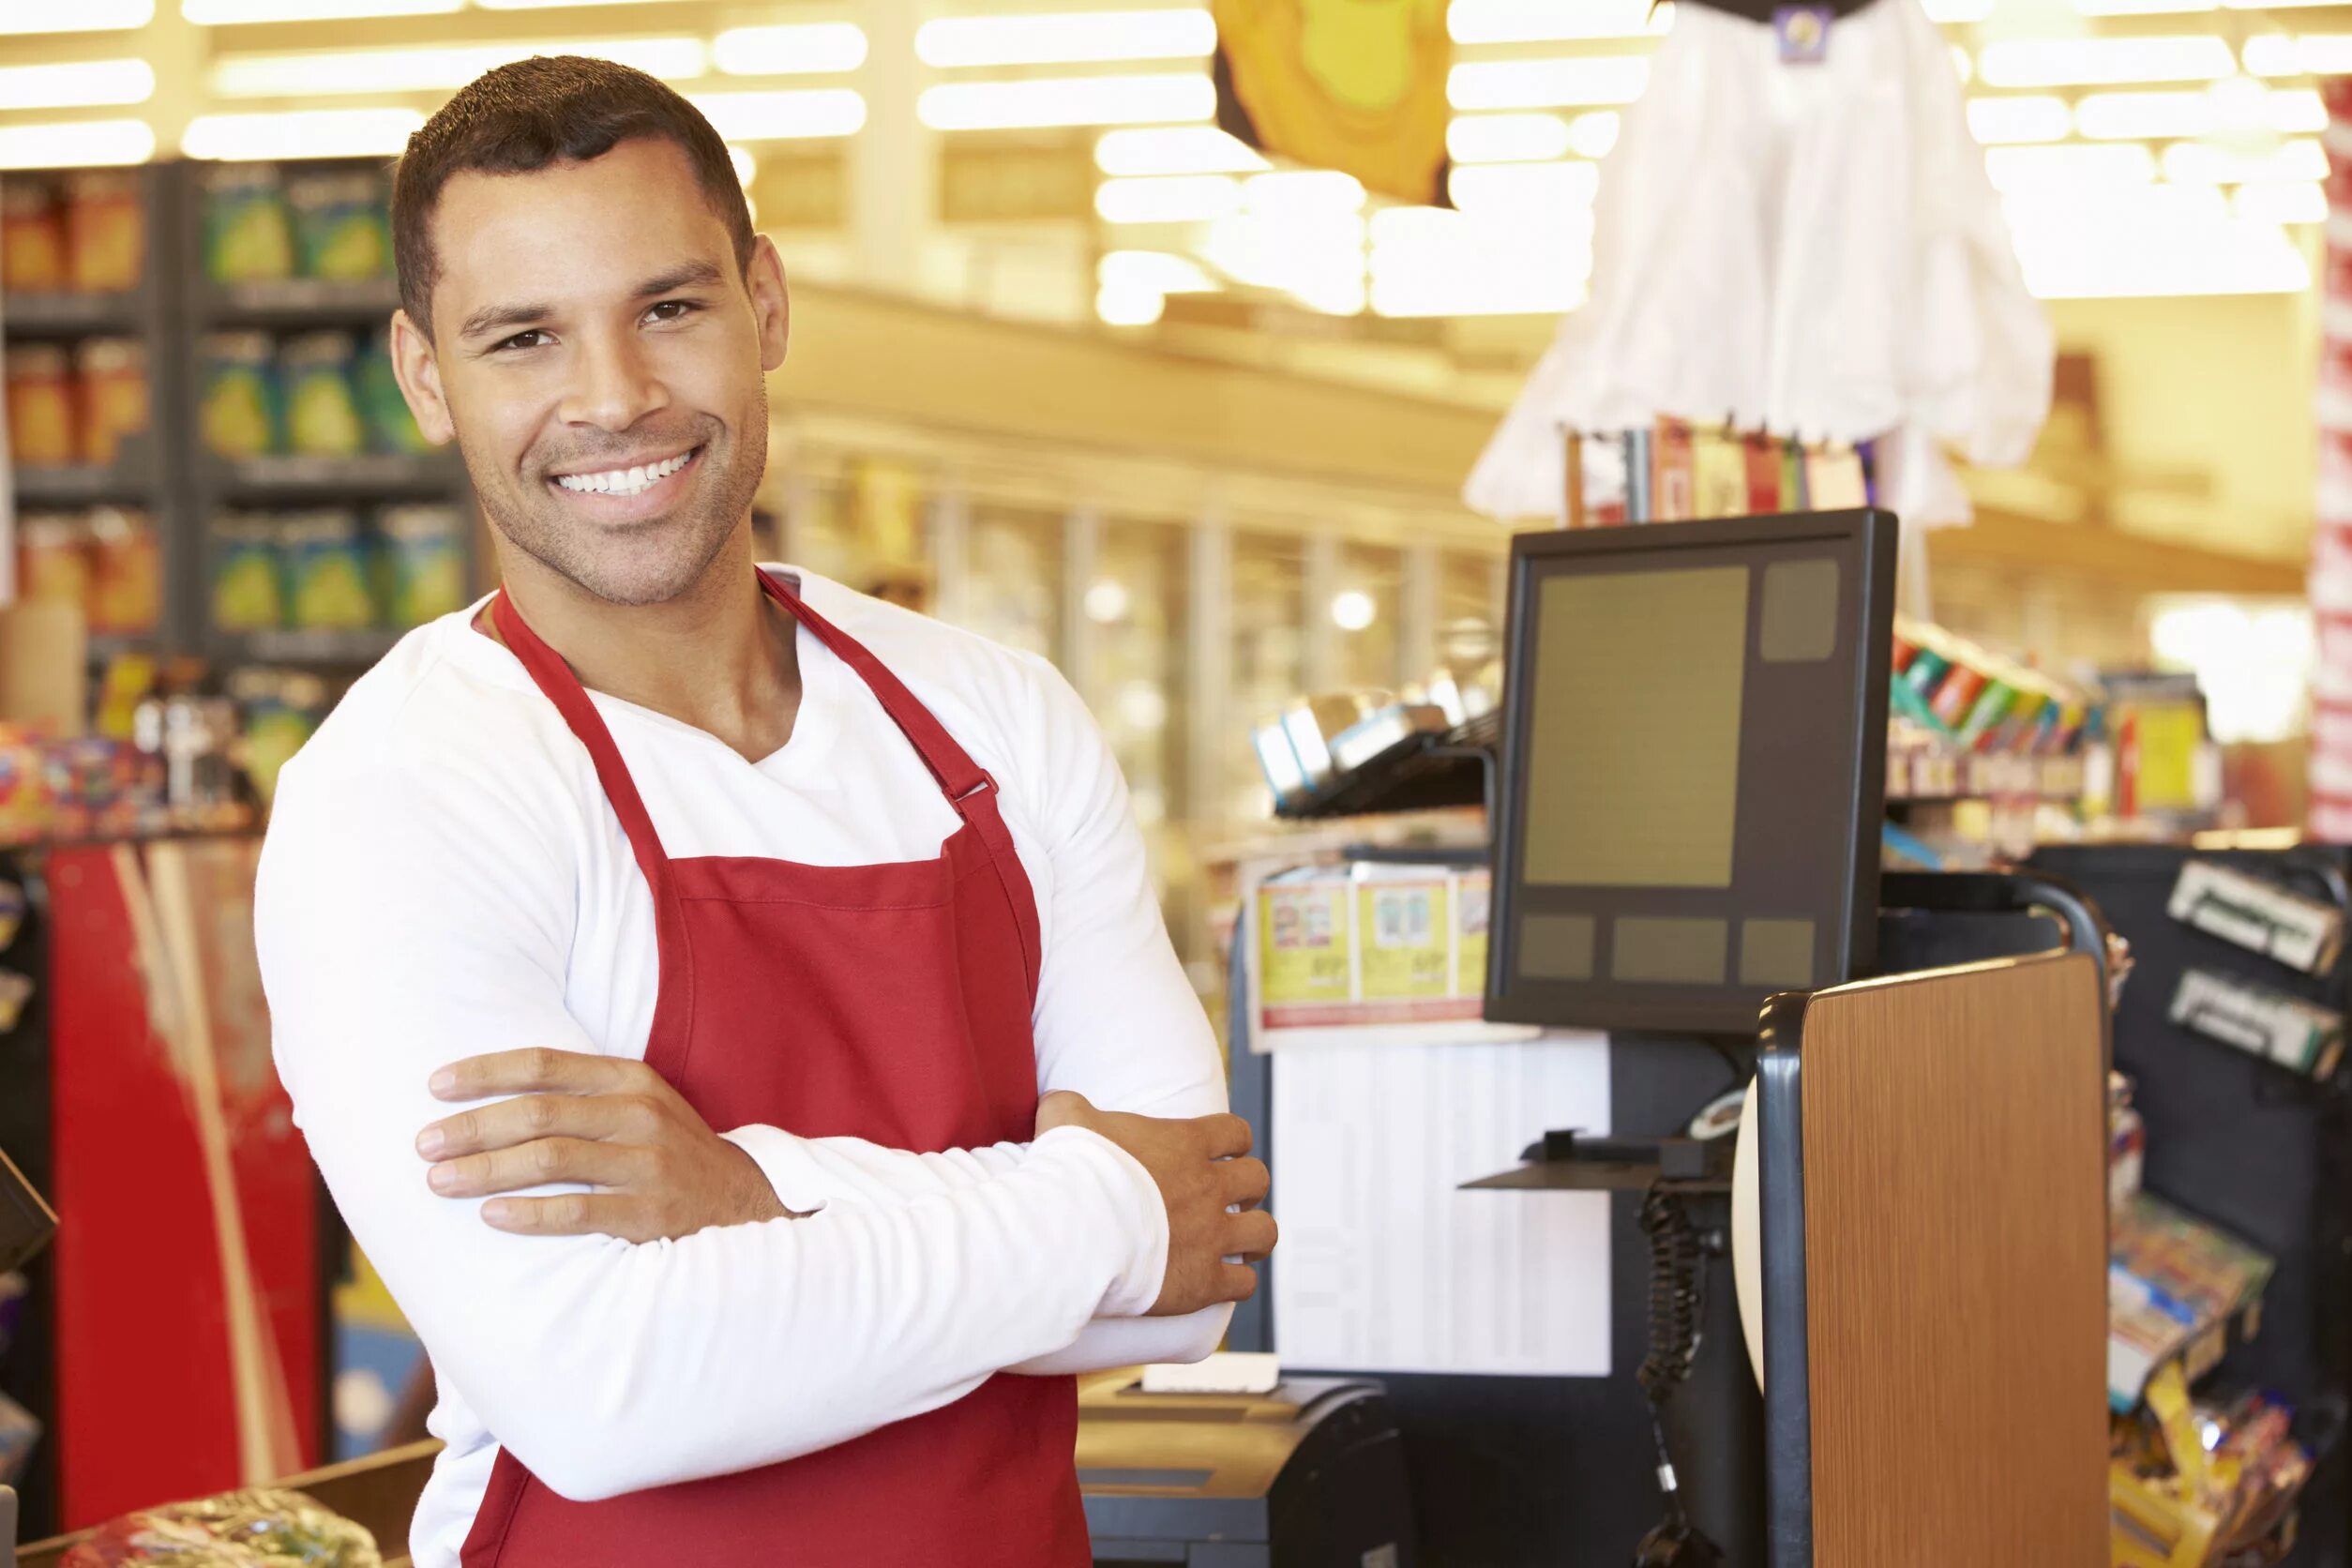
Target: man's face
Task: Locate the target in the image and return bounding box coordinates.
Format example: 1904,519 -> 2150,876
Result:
389,136 -> 788,607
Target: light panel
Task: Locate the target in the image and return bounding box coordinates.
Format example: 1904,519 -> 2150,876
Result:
183,107 -> 425,159
4,0 -> 152,33
921,73 -> 1215,129
1449,159 -> 1600,210
2244,34 -> 2352,77
1243,169 -> 1365,214
1094,125 -> 1266,175
713,24 -> 869,76
2163,136 -> 2328,183
1967,95 -> 2071,144
1567,111 -> 1621,158
688,89 -> 867,140
1922,0 -> 1993,20
0,118 -> 155,168
1983,142 -> 2159,192
1977,35 -> 2236,88
1446,113 -> 1571,164
2074,0 -> 2215,14
212,38 -> 707,98
917,10 -> 1215,69
0,59 -> 154,111
1447,0 -> 1669,43
2233,181 -> 2326,223
1094,173 -> 1241,223
183,0 -> 458,20
1099,249 -> 1216,293
1448,56 -> 1650,111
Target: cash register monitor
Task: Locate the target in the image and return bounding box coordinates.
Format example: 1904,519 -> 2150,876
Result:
1486,510 -> 1897,1034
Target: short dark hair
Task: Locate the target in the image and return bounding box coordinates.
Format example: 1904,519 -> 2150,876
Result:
391,55 -> 755,337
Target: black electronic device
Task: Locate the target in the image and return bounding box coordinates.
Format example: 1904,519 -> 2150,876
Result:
1078,1376 -> 1416,1568
1485,511 -> 1898,1035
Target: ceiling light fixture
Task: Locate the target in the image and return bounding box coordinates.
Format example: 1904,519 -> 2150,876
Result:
712,24 -> 869,76
212,38 -> 707,98
687,90 -> 867,140
917,10 -> 1215,69
0,118 -> 156,168
183,107 -> 425,159
921,73 -> 1215,130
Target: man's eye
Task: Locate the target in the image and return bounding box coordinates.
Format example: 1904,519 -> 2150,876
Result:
646,300 -> 701,324
495,330 -> 550,353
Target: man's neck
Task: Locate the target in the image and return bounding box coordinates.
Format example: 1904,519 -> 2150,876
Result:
488,527 -> 803,764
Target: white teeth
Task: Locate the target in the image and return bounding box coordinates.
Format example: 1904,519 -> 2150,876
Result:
555,449 -> 693,496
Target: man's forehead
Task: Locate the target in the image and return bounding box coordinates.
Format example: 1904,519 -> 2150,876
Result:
429,140 -> 730,298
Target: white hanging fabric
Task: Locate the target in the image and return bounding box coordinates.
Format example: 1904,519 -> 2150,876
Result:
1463,0 -> 2052,529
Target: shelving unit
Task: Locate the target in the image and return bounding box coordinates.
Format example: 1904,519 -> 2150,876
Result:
3,161 -> 192,656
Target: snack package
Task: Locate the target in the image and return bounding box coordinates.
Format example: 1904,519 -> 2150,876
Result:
377,505 -> 468,626
60,1487 -> 381,1568
287,172 -> 390,281
355,332 -> 429,454
2,180 -> 66,291
7,342 -> 78,466
282,509 -> 374,630
212,512 -> 287,633
281,332 -> 365,459
75,337 -> 151,465
201,165 -> 295,284
65,170 -> 143,292
199,333 -> 282,459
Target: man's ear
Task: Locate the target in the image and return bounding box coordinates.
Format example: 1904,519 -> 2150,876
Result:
386,308 -> 456,446
747,234 -> 791,374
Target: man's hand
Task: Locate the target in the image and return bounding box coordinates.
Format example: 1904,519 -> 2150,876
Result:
1035,1092 -> 1274,1318
416,1048 -> 791,1241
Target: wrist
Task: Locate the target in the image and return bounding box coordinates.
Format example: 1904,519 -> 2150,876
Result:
718,1124 -> 825,1219
1034,1124 -> 1168,1317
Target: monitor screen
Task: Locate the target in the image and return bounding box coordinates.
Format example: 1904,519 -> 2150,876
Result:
1486,511 -> 1895,1035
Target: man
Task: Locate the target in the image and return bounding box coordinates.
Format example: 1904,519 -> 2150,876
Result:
256,57 -> 1274,1568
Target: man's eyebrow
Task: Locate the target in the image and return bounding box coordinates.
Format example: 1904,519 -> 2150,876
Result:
458,300 -> 552,343
635,260 -> 724,297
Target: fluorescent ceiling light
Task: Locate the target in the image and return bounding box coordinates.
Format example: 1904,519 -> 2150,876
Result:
2074,0 -> 2213,14
1977,36 -> 2235,88
212,38 -> 706,98
1967,95 -> 2070,144
184,0 -> 458,21
2269,87 -> 2326,131
920,73 -> 1214,130
1446,113 -> 1570,164
1099,249 -> 1216,293
917,10 -> 1215,69
1447,0 -> 1669,43
1448,56 -> 1650,110
1952,45 -> 1972,83
1567,111 -> 1620,158
2073,89 -> 2211,139
0,118 -> 155,169
2244,34 -> 2352,77
1094,173 -> 1241,223
2163,136 -> 2327,183
1095,281 -> 1166,327
183,107 -> 424,159
2009,208 -> 2307,297
1921,0 -> 1993,21
475,0 -> 711,6
1449,159 -> 1601,210
1982,142 -> 2158,192
1243,169 -> 1364,214
2233,180 -> 2325,223
1094,126 -> 1266,175
3,0 -> 151,30
688,90 -> 866,140
0,59 -> 154,110
713,24 -> 868,76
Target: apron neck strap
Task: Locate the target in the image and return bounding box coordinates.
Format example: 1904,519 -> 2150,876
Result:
756,569 -> 999,814
490,588 -> 675,880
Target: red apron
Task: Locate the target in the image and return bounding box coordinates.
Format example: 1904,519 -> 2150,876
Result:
460,569 -> 1090,1567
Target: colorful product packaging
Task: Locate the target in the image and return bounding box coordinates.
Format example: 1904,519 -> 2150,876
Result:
357,332 -> 430,454
211,511 -> 286,633
377,505 -> 469,626
282,508 -> 376,630
0,182 -> 66,292
201,164 -> 296,284
85,505 -> 160,637
5,343 -> 77,467
73,337 -> 149,465
63,171 -> 143,293
281,331 -> 367,459
286,171 -> 392,281
16,512 -> 92,614
198,332 -> 282,459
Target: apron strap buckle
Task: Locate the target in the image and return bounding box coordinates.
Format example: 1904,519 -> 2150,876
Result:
955,771 -> 999,804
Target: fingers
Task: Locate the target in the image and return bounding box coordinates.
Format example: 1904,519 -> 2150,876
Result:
430,1048 -> 649,1103
1196,1113 -> 1254,1161
1220,1156 -> 1270,1211
1227,1208 -> 1278,1263
479,1192 -> 652,1241
418,1091 -> 661,1160
428,1138 -> 648,1199
1218,1262 -> 1259,1304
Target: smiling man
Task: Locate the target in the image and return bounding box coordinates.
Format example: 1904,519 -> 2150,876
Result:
254,57 -> 1272,1568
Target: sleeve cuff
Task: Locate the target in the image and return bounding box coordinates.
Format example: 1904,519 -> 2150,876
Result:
719,1124 -> 833,1217
1035,1124 -> 1168,1318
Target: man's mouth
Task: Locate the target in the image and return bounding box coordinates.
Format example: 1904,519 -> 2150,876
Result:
550,446 -> 701,498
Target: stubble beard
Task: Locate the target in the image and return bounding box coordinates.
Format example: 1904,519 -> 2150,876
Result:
464,388 -> 770,609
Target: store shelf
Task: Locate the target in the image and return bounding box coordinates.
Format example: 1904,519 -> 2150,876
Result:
216,627 -> 404,666
204,452 -> 462,497
10,461 -> 158,506
85,633 -> 160,664
1,290 -> 142,336
194,277 -> 399,328
1887,749 -> 2088,804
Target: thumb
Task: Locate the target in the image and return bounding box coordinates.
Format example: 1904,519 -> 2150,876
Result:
1034,1091 -> 1095,1136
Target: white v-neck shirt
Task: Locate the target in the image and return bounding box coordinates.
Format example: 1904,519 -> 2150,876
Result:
256,568 -> 1226,1567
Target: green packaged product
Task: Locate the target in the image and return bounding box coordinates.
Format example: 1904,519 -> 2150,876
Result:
211,512 -> 285,632
60,1485 -> 379,1567
287,172 -> 390,281
198,333 -> 281,459
281,332 -> 365,459
355,334 -> 429,454
282,509 -> 374,630
378,505 -> 467,626
201,165 -> 294,285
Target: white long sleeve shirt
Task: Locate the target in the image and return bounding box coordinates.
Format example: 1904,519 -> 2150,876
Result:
255,568 -> 1229,1567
